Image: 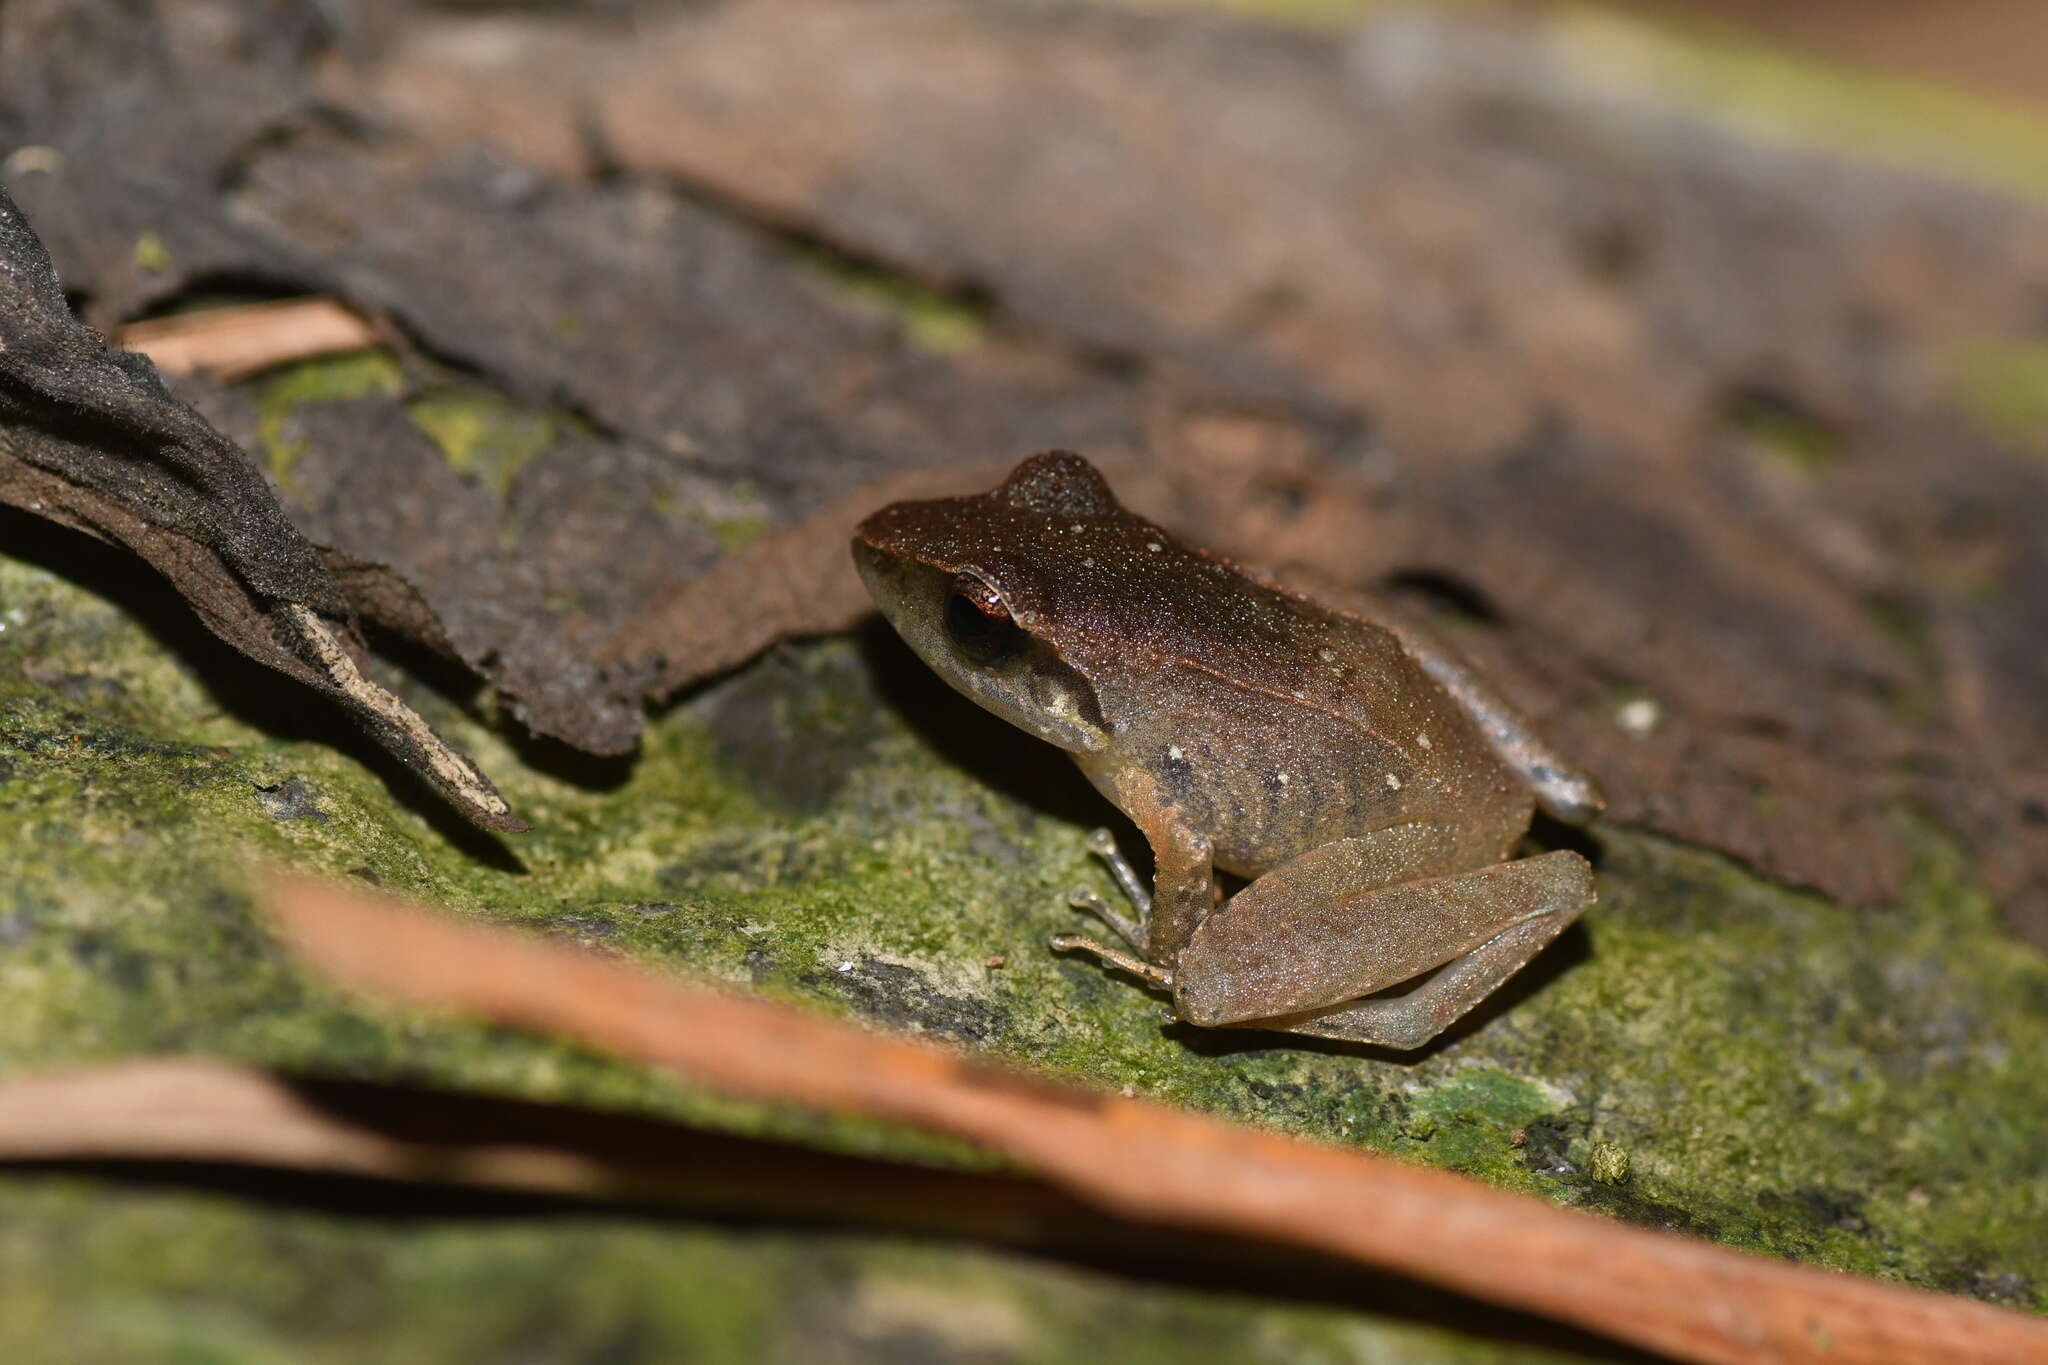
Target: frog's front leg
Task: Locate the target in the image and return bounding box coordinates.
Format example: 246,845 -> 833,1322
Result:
1051,787 -> 1216,990
1177,846 -> 1593,1050
1065,829 -> 1150,951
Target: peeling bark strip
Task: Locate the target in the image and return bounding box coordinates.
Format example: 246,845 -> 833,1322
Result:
263,875 -> 2048,1365
0,187 -> 523,832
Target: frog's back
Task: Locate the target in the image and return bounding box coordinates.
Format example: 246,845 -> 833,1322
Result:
1056,542 -> 1531,876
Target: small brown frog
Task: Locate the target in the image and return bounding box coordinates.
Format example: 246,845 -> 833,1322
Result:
854,452 -> 1601,1049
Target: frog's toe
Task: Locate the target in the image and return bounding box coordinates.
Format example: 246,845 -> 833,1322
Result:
1079,827 -> 1152,917
1067,887 -> 1142,949
1049,932 -> 1173,990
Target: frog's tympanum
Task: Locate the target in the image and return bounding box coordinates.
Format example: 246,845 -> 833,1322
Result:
854,452 -> 1602,1049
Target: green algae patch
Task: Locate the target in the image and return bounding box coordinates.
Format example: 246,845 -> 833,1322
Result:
1406,1068 -> 1567,1172
405,387 -> 558,500
789,242 -> 990,354
1495,824 -> 2048,1296
1949,339 -> 2048,455
130,229 -> 172,275
1719,387 -> 1843,476
4,545 -> 2048,1318
252,352 -> 571,506
708,513 -> 774,553
254,350 -> 405,484
1587,1140 -> 1631,1186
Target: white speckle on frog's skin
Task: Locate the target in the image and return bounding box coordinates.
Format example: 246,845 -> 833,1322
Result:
1276,772 -> 1289,786
1146,541 -> 1163,552
1417,732 -> 1432,749
1385,773 -> 1402,790
1318,647 -> 1336,662
1071,523 -> 1085,533
1082,557 -> 1095,567
1168,744 -> 1184,760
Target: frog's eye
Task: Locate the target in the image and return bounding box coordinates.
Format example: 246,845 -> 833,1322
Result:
945,575 -> 1020,666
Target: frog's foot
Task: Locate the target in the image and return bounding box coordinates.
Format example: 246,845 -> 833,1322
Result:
1067,887 -> 1143,950
1062,827 -> 1150,950
1084,827 -> 1152,917
1049,932 -> 1173,991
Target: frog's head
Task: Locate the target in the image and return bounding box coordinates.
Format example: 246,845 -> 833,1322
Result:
853,452 -> 1123,754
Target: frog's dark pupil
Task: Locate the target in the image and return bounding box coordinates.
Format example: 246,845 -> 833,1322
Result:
946,578 -> 1018,665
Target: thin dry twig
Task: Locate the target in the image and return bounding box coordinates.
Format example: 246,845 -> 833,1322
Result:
262,874 -> 2048,1365
119,297 -> 382,381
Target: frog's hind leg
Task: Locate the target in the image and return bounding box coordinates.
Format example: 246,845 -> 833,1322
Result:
1174,849 -> 1593,1050
1274,881 -> 1587,1050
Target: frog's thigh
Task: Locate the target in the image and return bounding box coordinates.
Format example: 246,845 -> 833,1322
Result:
1274,858 -> 1591,1050
1174,847 -> 1591,1030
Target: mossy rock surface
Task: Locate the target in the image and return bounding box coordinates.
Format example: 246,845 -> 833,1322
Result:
3,534 -> 2044,1359
6,1173 -> 1599,1365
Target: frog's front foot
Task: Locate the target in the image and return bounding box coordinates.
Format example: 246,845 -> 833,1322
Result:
1067,886 -> 1142,950
1083,827 -> 1152,916
1063,826 -> 1150,949
1053,827 -> 1171,989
